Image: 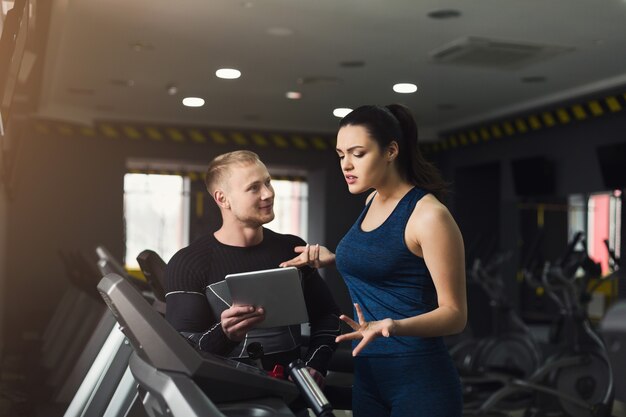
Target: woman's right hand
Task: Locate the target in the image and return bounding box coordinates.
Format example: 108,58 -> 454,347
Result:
279,243 -> 335,269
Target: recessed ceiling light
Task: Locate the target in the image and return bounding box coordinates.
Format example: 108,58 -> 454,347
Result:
297,76 -> 342,86
427,9 -> 461,19
333,108 -> 352,118
67,87 -> 95,95
182,97 -> 205,107
437,103 -> 457,111
130,42 -> 154,52
521,76 -> 547,83
267,27 -> 294,37
110,78 -> 135,87
241,1 -> 254,8
286,91 -> 302,100
95,104 -> 115,112
216,68 -> 241,79
393,83 -> 418,93
11,93 -> 27,103
339,60 -> 366,68
166,84 -> 178,95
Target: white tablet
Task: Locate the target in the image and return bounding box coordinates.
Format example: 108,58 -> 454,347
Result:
225,267 -> 309,329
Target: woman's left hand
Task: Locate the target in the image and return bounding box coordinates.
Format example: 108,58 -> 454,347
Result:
335,303 -> 396,357
279,243 -> 335,269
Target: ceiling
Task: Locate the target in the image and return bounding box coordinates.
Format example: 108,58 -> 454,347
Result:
31,0 -> 626,141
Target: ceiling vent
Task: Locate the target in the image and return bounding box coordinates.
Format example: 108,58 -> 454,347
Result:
297,76 -> 342,86
430,36 -> 573,70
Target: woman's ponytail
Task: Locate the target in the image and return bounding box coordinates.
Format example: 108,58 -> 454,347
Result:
385,104 -> 448,200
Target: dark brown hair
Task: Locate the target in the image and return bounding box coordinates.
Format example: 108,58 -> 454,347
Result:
339,104 -> 448,199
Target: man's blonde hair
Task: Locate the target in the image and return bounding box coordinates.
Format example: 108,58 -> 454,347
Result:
204,150 -> 262,193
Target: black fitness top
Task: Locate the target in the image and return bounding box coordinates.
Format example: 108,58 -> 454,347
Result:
165,228 -> 341,374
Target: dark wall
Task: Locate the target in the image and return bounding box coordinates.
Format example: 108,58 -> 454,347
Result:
452,162 -> 501,336
438,111 -> 626,313
7,109 -> 626,340
0,180 -> 7,356
4,128 -> 362,339
453,162 -> 501,263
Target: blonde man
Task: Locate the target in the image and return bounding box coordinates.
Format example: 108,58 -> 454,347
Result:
165,150 -> 340,389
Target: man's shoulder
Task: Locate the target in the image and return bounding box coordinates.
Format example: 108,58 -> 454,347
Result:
168,234 -> 216,269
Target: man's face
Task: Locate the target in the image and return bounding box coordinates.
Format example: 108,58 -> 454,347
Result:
221,161 -> 275,227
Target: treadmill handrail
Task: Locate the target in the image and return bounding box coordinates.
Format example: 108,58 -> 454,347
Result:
136,249 -> 167,302
129,352 -> 227,417
97,273 -> 202,374
97,273 -> 298,403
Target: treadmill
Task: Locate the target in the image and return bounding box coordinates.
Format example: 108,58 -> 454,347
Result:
63,250 -> 146,417
97,273 -> 300,417
601,300 -> 626,403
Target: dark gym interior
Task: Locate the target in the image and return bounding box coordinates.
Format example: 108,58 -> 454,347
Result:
1,1 -> 625,416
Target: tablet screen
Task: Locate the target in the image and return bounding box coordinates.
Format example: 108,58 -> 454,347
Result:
225,267 -> 309,329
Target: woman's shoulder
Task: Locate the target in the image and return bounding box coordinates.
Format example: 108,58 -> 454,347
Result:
411,193 -> 454,229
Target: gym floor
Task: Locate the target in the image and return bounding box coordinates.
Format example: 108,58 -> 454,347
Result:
310,400 -> 626,416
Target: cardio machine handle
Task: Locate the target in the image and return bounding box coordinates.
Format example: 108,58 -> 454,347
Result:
288,359 -> 335,417
559,231 -> 584,268
604,239 -> 620,268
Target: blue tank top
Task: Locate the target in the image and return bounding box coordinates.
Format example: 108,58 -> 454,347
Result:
335,187 -> 447,357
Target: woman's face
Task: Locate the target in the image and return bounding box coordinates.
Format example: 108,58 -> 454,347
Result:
336,124 -> 391,194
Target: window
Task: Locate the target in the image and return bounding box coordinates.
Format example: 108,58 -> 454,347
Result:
123,172 -> 308,269
567,190 -> 621,318
266,178 -> 308,241
568,191 -> 622,274
123,173 -> 190,269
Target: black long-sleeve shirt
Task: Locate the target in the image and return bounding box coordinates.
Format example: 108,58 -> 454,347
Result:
165,228 -> 341,374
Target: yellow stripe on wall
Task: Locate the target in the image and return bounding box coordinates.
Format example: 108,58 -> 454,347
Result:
479,128 -> 490,141
311,136 -> 328,150
145,127 -> 163,141
123,126 -> 142,139
605,96 -> 622,112
571,105 -> 587,120
57,125 -> 74,136
272,134 -> 289,148
291,135 -> 308,149
210,131 -> 229,145
541,112 -> 556,127
196,192 -> 204,218
231,132 -> 248,145
189,129 -> 207,144
588,100 -> 603,116
528,115 -> 541,130
80,127 -> 96,136
490,125 -> 502,139
514,118 -> 528,133
252,134 -> 269,147
167,128 -> 185,142
503,122 -> 515,135
556,108 -> 570,124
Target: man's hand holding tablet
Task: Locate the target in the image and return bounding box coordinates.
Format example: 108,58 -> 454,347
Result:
225,267 -> 309,330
